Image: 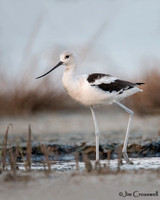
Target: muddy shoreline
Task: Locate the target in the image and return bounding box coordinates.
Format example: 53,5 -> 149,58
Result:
0,111 -> 160,200
4,140 -> 160,162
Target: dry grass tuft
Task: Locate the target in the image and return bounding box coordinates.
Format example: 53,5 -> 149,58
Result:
0,18 -> 107,115
40,143 -> 51,172
26,125 -> 32,171
130,68 -> 160,114
82,149 -> 124,175
0,76 -> 68,115
0,63 -> 160,115
0,16 -> 159,115
1,125 -> 12,170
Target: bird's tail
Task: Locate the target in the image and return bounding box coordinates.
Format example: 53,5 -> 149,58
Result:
136,82 -> 145,86
136,82 -> 145,92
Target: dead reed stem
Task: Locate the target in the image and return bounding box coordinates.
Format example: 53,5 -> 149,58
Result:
107,150 -> 111,167
15,145 -> 19,164
94,160 -> 101,173
1,125 -> 11,170
79,21 -> 107,64
26,124 -> 32,171
40,144 -> 51,172
117,146 -> 123,172
18,145 -> 27,171
75,153 -> 79,172
83,154 -> 92,173
9,147 -> 16,176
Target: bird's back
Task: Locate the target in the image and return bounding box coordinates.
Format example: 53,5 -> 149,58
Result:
63,71 -> 144,106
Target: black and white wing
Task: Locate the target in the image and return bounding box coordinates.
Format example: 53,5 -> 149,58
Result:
87,73 -> 144,94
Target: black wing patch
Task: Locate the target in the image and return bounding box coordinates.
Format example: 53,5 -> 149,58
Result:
87,73 -> 111,83
91,79 -> 137,94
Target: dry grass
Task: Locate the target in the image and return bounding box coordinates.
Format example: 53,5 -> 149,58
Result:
130,68 -> 160,114
0,125 -> 52,178
0,124 -> 160,181
0,71 -> 70,115
0,14 -> 73,116
26,125 -> 32,171
0,125 -> 125,180
0,67 -> 159,115
0,15 -> 159,116
0,19 -> 108,116
1,125 -> 9,169
40,143 -> 51,172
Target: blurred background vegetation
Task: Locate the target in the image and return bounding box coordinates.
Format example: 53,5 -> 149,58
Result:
0,0 -> 160,116
0,59 -> 159,115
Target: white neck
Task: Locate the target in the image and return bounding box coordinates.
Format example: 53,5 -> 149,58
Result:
62,63 -> 76,92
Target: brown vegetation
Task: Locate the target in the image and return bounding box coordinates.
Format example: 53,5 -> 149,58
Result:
0,124 -> 160,181
129,68 -> 160,114
0,68 -> 159,115
0,125 -> 123,179
0,57 -> 159,115
0,72 -> 71,115
0,15 -> 159,115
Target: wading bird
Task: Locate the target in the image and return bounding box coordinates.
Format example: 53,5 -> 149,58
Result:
36,50 -> 144,164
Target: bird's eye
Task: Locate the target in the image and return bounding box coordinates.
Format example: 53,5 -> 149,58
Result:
65,55 -> 69,59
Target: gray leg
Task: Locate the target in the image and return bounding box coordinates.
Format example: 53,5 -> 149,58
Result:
90,107 -> 100,161
115,101 -> 134,164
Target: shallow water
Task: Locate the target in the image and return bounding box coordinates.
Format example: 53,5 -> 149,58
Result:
16,157 -> 160,171
0,110 -> 159,144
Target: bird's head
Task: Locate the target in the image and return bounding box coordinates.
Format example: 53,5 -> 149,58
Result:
60,50 -> 77,68
36,50 -> 77,79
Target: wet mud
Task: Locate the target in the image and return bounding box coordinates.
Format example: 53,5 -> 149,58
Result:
7,140 -> 160,162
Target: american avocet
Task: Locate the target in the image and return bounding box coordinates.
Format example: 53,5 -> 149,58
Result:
36,50 -> 144,164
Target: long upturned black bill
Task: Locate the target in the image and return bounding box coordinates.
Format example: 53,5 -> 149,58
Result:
36,61 -> 63,79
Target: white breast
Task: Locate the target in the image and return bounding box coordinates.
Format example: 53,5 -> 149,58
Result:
62,73 -> 112,106
62,73 -> 88,103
